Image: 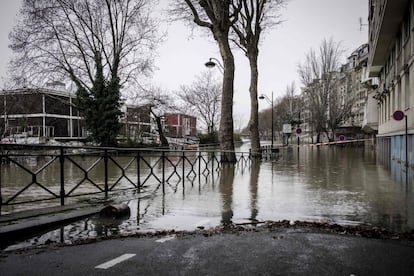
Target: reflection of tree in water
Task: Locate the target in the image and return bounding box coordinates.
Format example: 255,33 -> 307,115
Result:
219,165 -> 235,225
249,162 -> 260,221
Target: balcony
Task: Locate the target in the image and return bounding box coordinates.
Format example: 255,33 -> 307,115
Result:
369,0 -> 410,77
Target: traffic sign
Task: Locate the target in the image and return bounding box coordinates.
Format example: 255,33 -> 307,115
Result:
393,110 -> 405,121
296,128 -> 302,135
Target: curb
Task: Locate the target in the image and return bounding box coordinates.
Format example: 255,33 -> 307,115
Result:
0,205 -> 101,248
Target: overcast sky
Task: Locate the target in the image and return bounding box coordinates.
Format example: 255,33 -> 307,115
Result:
0,0 -> 368,127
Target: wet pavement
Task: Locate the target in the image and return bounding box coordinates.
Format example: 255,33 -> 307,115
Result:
2,146 -> 414,251
0,204 -> 102,250
1,227 -> 414,275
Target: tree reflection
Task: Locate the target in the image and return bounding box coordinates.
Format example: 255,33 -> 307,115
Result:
249,161 -> 260,221
219,164 -> 235,225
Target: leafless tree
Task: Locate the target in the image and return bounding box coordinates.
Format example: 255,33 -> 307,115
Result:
231,0 -> 285,157
298,38 -> 348,143
280,82 -> 300,124
171,0 -> 242,162
127,85 -> 175,147
177,71 -> 221,134
9,0 -> 159,88
9,0 -> 160,145
326,73 -> 354,140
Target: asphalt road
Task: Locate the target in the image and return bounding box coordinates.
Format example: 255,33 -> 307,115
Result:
1,230 -> 414,275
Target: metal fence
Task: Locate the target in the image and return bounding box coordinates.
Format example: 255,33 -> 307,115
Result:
0,144 -> 251,215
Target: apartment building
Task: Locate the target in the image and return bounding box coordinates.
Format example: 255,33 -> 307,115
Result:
368,0 -> 413,169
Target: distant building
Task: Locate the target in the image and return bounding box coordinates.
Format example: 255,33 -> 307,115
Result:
0,83 -> 198,145
164,113 -> 197,138
341,43 -> 378,139
0,85 -> 85,142
120,104 -> 152,142
299,42 -> 379,144
368,0 -> 413,168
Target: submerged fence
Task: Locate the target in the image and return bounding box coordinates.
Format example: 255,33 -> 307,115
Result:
0,144 -> 251,215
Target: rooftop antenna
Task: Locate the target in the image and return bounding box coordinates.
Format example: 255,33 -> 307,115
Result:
359,17 -> 368,32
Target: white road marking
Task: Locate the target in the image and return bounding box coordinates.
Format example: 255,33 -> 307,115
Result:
95,254 -> 136,269
155,234 -> 176,243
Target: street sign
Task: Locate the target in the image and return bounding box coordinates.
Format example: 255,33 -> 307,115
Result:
393,110 -> 405,121
283,124 -> 292,134
339,135 -> 346,141
296,128 -> 302,135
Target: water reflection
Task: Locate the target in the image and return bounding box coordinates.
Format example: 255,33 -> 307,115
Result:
219,165 -> 235,225
3,146 -> 414,251
249,161 -> 260,221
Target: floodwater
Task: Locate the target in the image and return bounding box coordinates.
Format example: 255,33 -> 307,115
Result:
3,144 -> 414,250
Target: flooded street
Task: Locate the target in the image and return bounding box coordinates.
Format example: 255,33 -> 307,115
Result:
4,144 -> 414,250
129,145 -> 414,233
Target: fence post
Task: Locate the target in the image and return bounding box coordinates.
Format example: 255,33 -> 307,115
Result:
0,155 -> 3,215
104,149 -> 109,198
211,151 -> 215,175
59,147 -> 65,206
182,151 -> 185,188
162,151 -> 165,194
137,152 -> 141,193
198,151 -> 201,183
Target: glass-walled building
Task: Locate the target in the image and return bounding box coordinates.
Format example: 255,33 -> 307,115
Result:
0,86 -> 84,142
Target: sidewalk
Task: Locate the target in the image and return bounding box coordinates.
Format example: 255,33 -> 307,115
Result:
1,206 -> 414,275
1,229 -> 414,275
0,204 -> 101,248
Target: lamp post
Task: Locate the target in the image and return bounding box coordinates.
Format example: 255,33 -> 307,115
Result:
259,91 -> 274,148
205,57 -> 224,74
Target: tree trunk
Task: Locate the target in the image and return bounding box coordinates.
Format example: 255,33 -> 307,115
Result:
156,116 -> 169,147
247,50 -> 261,159
151,110 -> 169,147
217,34 -> 236,163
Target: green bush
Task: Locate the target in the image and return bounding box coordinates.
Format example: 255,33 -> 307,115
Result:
198,132 -> 219,145
233,133 -> 242,143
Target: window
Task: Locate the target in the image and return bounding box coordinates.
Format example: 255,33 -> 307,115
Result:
405,71 -> 410,109
396,31 -> 402,56
404,11 -> 411,42
396,81 -> 401,110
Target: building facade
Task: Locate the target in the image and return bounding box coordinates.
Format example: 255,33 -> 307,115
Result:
164,113 -> 197,138
120,104 -> 152,142
299,42 -> 378,144
0,85 -> 85,142
368,0 -> 414,171
0,85 -> 155,144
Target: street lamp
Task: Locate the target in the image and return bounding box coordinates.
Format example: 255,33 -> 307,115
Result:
205,57 -> 224,74
259,91 -> 274,148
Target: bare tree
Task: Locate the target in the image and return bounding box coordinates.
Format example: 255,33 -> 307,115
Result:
128,85 -> 175,147
326,73 -> 354,140
231,0 -> 285,158
280,82 -> 300,124
177,71 -> 221,134
9,0 -> 160,145
298,38 -> 346,143
171,0 -> 242,162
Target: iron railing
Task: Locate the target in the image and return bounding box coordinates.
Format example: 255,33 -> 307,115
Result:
0,144 -> 251,215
